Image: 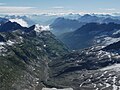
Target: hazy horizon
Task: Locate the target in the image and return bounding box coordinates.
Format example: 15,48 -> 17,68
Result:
0,0 -> 119,14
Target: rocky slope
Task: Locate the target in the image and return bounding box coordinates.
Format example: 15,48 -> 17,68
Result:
48,45 -> 120,90
0,21 -> 69,90
51,14 -> 120,37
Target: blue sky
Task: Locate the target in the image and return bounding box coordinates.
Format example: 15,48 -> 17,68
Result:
0,0 -> 119,14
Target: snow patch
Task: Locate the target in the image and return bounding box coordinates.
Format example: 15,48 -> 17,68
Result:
34,24 -> 50,32
42,88 -> 73,90
104,37 -> 120,45
100,64 -> 120,71
97,50 -> 113,60
43,44 -> 47,47
0,46 -> 5,53
112,76 -> 118,90
113,30 -> 120,35
0,42 -> 7,55
7,40 -> 15,46
0,46 -> 4,50
0,42 -> 5,45
105,83 -> 111,88
9,18 -> 28,27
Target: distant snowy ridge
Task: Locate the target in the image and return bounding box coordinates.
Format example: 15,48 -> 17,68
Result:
34,24 -> 50,32
9,18 -> 28,27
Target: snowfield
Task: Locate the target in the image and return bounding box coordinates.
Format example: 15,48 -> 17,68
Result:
100,64 -> 120,71
34,24 -> 50,32
9,18 -> 28,27
42,88 -> 73,90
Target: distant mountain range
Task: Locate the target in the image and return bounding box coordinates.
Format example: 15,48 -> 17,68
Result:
78,14 -> 120,24
60,22 -> 120,50
50,14 -> 120,36
1,14 -> 81,27
50,17 -> 86,35
1,14 -> 120,35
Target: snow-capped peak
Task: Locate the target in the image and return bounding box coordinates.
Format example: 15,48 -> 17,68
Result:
34,24 -> 50,33
9,18 -> 28,27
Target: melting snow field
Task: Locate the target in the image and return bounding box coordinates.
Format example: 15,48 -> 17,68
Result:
42,88 -> 73,90
100,64 -> 120,71
104,37 -> 120,45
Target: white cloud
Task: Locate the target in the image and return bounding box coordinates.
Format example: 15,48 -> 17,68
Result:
0,6 -> 34,9
105,8 -> 116,11
52,6 -> 64,9
0,6 -> 78,15
0,5 -> 118,15
0,6 -> 35,14
99,8 -> 116,11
